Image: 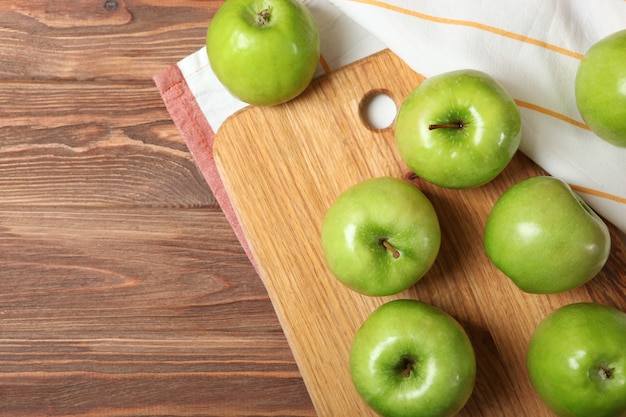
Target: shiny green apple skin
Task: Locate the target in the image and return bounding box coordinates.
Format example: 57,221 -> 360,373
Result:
527,302 -> 626,417
206,0 -> 320,106
484,176 -> 610,294
575,30 -> 626,147
350,299 -> 476,417
321,177 -> 440,296
394,69 -> 521,189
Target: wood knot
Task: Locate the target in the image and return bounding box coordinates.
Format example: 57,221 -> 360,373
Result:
103,0 -> 119,11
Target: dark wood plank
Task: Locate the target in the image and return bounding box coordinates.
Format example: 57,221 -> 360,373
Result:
0,81 -> 215,208
0,0 -> 317,415
0,1 -> 216,81
2,372 -> 313,417
0,207 -> 315,416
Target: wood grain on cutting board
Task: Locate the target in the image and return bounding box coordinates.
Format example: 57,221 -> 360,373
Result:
213,49 -> 626,416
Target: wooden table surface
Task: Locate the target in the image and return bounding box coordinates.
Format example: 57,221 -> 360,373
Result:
0,1 -> 316,416
2,2 -> 625,417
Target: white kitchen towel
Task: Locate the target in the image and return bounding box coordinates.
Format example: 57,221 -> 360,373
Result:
328,0 -> 626,233
155,0 -> 626,240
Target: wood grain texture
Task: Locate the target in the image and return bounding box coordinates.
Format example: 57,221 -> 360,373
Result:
0,1 -> 316,416
214,50 -> 626,416
0,82 -> 215,208
1,1 -> 218,81
0,207 -> 314,417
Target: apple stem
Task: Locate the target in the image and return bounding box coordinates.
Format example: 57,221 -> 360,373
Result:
396,357 -> 415,378
381,240 -> 400,259
429,122 -> 465,130
256,7 -> 272,26
403,363 -> 413,378
598,365 -> 615,380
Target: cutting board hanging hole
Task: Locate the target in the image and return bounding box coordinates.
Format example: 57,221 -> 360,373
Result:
359,89 -> 398,131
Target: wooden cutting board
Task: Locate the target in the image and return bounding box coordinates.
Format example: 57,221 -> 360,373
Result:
213,49 -> 626,416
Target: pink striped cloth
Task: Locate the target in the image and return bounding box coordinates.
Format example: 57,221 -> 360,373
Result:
154,0 -> 626,246
153,63 -> 258,267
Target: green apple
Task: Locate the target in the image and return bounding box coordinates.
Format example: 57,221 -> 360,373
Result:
575,30 -> 626,147
484,176 -> 611,294
394,69 -> 521,189
350,299 -> 476,417
527,302 -> 626,417
206,0 -> 320,106
321,177 -> 440,296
